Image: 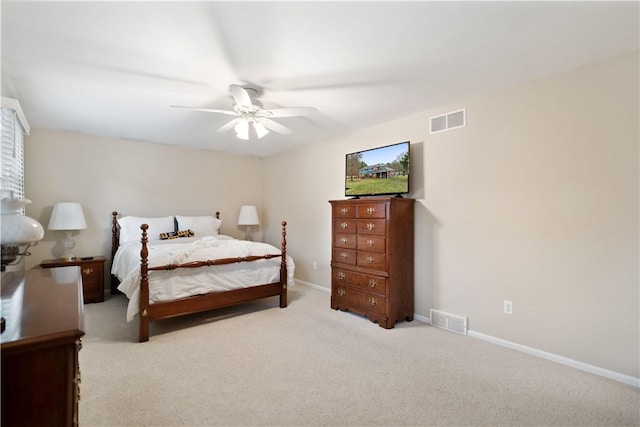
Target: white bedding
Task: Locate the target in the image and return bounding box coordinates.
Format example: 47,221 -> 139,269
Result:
112,235 -> 295,322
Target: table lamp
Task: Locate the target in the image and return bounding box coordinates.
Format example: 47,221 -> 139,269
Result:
237,205 -> 259,241
48,202 -> 87,260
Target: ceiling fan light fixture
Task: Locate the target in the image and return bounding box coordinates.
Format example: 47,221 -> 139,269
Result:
234,119 -> 249,140
173,84 -> 316,140
254,122 -> 269,139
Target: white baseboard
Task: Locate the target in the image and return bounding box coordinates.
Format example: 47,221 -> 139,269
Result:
295,279 -> 330,292
414,313 -> 430,323
467,329 -> 640,388
295,280 -> 638,388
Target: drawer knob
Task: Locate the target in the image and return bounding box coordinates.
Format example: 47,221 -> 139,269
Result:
368,279 -> 377,288
367,207 -> 375,215
341,222 -> 348,229
368,297 -> 378,306
338,272 -> 346,280
366,256 -> 374,264
367,223 -> 375,231
341,237 -> 348,244
367,239 -> 374,247
337,288 -> 346,296
340,208 -> 348,215
341,252 -> 348,259
82,267 -> 93,275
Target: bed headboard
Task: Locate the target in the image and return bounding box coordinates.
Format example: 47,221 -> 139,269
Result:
110,211 -> 221,259
110,211 -> 221,294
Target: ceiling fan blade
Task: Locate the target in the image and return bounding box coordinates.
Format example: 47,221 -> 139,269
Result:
258,107 -> 317,118
258,118 -> 292,135
229,84 -> 253,110
217,118 -> 242,133
171,105 -> 239,116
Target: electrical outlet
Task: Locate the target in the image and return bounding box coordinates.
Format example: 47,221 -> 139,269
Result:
312,261 -> 317,270
504,300 -> 513,315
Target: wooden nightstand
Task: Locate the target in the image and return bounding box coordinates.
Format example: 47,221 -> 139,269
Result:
40,256 -> 106,303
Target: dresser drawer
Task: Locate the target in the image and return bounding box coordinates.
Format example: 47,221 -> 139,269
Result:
334,233 -> 357,249
357,219 -> 386,236
80,263 -> 102,281
357,203 -> 386,219
332,268 -> 353,285
332,285 -> 386,316
357,251 -> 386,270
333,204 -> 357,218
334,219 -> 357,234
357,235 -> 385,252
332,268 -> 386,294
332,248 -> 356,265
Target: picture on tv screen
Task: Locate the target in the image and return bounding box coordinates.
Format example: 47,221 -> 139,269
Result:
345,141 -> 410,197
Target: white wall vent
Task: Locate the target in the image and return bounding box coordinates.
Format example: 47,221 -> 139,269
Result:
430,109 -> 466,134
429,309 -> 468,335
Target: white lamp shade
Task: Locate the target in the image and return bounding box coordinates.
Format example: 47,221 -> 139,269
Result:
237,205 -> 259,226
48,202 -> 87,230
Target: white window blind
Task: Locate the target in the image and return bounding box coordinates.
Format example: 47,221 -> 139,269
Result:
1,106 -> 26,203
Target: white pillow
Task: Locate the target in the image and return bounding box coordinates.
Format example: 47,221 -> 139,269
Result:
175,215 -> 221,237
118,216 -> 175,244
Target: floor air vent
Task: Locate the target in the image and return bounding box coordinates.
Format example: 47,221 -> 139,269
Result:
430,109 -> 466,134
429,309 -> 468,335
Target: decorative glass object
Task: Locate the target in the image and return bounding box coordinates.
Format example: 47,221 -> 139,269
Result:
1,198 -> 44,268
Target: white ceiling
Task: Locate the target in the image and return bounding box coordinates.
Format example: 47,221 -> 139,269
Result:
2,1 -> 638,158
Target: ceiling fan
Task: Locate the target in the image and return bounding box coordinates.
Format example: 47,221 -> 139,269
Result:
171,84 -> 317,140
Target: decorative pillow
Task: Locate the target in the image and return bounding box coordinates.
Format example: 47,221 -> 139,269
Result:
160,229 -> 195,240
175,215 -> 221,236
118,216 -> 175,244
159,231 -> 175,240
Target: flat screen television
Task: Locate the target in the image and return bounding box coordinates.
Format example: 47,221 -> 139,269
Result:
345,141 -> 410,198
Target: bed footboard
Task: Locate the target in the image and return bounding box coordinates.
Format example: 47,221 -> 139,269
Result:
137,220 -> 288,342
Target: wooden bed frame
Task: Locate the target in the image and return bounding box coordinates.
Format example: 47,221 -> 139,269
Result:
111,211 -> 288,342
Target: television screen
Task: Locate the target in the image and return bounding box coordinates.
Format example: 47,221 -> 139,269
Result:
345,141 -> 410,197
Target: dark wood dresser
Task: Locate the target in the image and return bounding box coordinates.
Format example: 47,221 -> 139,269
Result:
40,256 -> 106,303
1,267 -> 85,427
329,197 -> 414,328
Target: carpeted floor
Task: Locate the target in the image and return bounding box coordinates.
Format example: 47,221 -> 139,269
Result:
79,284 -> 639,426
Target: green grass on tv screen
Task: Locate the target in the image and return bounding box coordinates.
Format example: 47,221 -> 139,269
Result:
345,176 -> 408,196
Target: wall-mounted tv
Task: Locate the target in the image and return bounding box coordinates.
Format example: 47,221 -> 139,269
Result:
345,141 -> 410,198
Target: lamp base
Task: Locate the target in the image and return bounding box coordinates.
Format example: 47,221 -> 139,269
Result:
244,226 -> 253,242
61,231 -> 76,261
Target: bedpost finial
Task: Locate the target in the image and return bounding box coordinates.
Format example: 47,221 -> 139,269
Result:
141,223 -> 149,231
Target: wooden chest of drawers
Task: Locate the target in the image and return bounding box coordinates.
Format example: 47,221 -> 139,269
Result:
1,267 -> 85,427
329,197 -> 414,328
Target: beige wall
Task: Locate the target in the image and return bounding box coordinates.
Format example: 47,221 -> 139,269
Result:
24,131 -> 263,268
262,50 -> 639,378
17,51 -> 638,380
